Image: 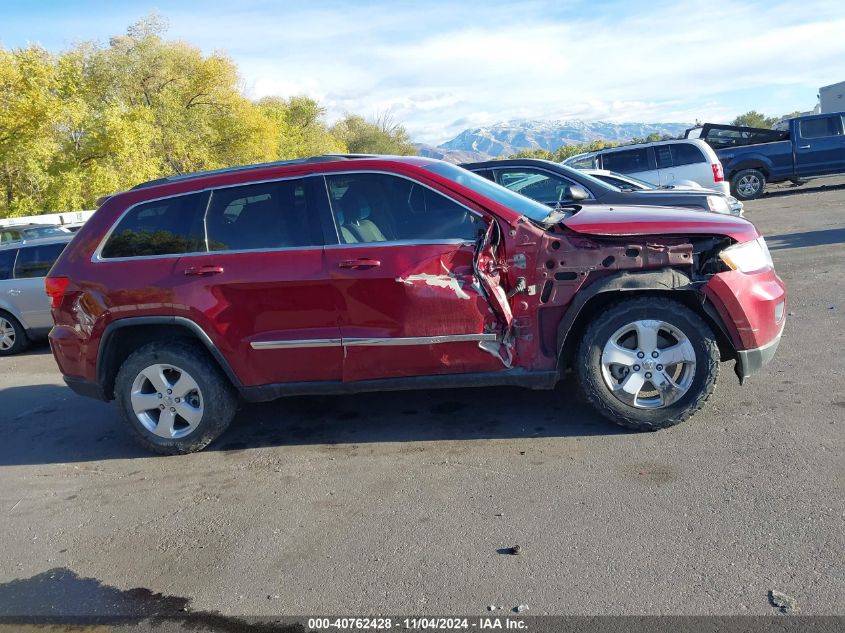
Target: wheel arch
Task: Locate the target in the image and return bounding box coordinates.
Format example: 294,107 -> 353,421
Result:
556,268 -> 737,372
0,304 -> 27,329
726,160 -> 771,181
97,316 -> 241,401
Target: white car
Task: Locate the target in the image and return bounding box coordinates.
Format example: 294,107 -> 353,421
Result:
0,236 -> 73,355
563,139 -> 730,196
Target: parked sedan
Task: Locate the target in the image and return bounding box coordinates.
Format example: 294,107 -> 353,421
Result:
0,235 -> 73,355
585,169 -> 743,215
461,159 -> 742,215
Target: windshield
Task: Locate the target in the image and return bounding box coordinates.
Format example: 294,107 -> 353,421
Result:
423,162 -> 556,222
556,164 -> 617,192
23,226 -> 68,238
607,172 -> 658,189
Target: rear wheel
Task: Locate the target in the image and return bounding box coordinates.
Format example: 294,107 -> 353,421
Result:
0,312 -> 28,356
114,341 -> 237,454
576,297 -> 719,431
731,169 -> 766,200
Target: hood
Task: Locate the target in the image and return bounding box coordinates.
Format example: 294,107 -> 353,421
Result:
562,204 -> 758,242
629,188 -> 709,197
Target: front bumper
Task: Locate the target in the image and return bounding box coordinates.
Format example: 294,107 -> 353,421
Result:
702,266 -> 786,381
735,321 -> 784,380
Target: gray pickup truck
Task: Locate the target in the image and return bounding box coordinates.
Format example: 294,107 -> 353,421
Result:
686,112 -> 845,199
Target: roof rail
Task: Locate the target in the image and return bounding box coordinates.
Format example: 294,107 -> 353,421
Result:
130,154 -> 358,190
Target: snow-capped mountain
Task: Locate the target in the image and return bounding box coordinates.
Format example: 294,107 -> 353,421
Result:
436,119 -> 692,158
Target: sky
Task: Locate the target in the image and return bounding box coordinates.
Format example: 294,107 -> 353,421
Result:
2,0 -> 844,145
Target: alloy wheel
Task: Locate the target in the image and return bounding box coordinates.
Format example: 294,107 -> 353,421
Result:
600,319 -> 696,409
737,174 -> 761,197
0,317 -> 16,351
130,363 -> 204,439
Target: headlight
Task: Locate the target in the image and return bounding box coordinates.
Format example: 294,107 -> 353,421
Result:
706,195 -> 731,214
719,237 -> 774,273
726,196 -> 744,217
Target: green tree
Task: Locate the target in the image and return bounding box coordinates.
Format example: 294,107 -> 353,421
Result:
331,112 -> 417,155
731,110 -> 777,128
257,96 -> 346,158
0,46 -> 63,216
512,148 -> 553,160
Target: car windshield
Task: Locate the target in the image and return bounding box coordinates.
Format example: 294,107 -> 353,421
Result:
23,226 -> 68,238
556,164 -> 617,192
607,172 -> 658,189
424,162 -> 556,222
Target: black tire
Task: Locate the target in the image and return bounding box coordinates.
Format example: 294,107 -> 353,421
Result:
730,168 -> 766,200
576,297 -> 719,431
114,340 -> 237,454
0,311 -> 29,356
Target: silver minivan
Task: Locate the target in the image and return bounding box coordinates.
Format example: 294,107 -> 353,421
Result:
564,139 -> 730,195
0,236 -> 73,355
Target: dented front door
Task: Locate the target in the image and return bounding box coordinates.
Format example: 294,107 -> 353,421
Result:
325,241 -> 508,381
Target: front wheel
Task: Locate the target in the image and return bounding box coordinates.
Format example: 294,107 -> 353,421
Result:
576,297 -> 719,431
114,341 -> 237,454
731,169 -> 766,200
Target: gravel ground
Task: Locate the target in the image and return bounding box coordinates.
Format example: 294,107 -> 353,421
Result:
0,177 -> 843,622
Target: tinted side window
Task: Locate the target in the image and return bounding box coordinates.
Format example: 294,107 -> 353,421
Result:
799,116 -> 842,139
0,249 -> 16,280
102,193 -> 207,258
670,143 -> 705,166
495,168 -> 579,202
325,173 -> 479,244
13,243 -> 66,279
205,179 -> 322,251
602,149 -> 650,174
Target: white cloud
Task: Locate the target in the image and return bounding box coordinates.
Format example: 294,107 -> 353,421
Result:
99,1 -> 845,143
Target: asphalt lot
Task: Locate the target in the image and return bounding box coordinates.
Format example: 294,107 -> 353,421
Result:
0,178 -> 843,623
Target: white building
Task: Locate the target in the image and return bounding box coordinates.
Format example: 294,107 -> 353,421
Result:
819,81 -> 845,113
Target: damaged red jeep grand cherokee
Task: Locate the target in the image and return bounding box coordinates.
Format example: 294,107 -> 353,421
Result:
46,156 -> 786,454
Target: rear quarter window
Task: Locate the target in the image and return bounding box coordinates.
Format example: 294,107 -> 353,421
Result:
13,243 -> 67,279
101,193 -> 207,258
670,143 -> 706,166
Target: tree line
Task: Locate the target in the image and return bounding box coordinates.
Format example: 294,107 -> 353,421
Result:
0,15 -> 416,218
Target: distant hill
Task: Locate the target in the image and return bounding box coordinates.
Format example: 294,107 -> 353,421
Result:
413,143 -> 493,164
434,119 -> 692,158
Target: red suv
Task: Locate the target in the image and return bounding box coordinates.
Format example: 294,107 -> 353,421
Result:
47,156 -> 786,454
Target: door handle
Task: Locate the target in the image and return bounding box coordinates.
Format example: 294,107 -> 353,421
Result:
798,145 -> 811,149
7,289 -> 21,296
339,258 -> 381,269
184,265 -> 224,276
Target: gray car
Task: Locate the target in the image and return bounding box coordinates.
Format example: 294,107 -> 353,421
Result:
460,158 -> 743,216
0,236 -> 73,355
